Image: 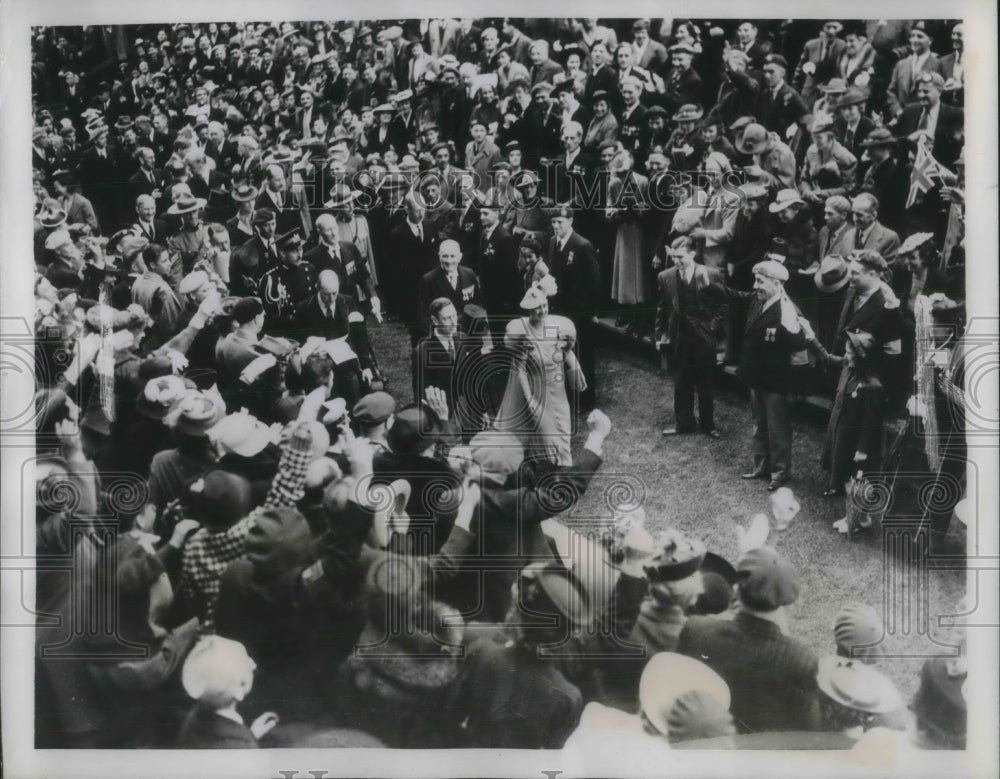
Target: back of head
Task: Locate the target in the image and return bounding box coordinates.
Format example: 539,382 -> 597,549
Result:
193,470 -> 253,531
245,506 -> 316,579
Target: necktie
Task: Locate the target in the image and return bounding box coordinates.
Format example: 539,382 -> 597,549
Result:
448,272 -> 457,289
683,268 -> 694,286
417,224 -> 424,242
819,40 -> 828,62
918,108 -> 930,131
845,126 -> 855,150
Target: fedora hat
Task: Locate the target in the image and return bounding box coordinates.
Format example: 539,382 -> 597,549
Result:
325,185 -> 362,209
860,128 -> 895,148
38,207 -> 68,230
86,122 -> 109,142
814,254 -> 850,293
737,123 -> 771,155
262,146 -> 302,166
640,653 -> 731,736
835,86 -> 869,108
818,78 -> 848,94
672,103 -> 704,123
230,182 -> 259,203
817,656 -> 903,714
114,115 -> 134,131
166,194 -> 208,215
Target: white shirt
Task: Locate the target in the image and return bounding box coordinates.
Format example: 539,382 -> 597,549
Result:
565,147 -> 581,169
920,102 -> 941,137
483,223 -> 499,243
557,233 -> 570,252
407,219 -> 423,240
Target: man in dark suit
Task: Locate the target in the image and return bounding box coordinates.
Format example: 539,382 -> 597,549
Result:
75,123 -> 118,233
660,42 -> 704,116
894,71 -> 964,167
583,42 -> 621,110
655,236 -> 724,438
678,547 -> 821,734
305,213 -> 378,310
547,205 -> 602,411
855,130 -> 907,231
294,270 -> 376,405
833,250 -> 905,406
708,260 -> 807,490
832,87 -> 876,161
388,194 -> 439,344
130,194 -> 167,245
474,198 -> 521,324
134,114 -> 172,168
411,298 -> 479,436
126,147 -> 162,204
419,239 -> 483,338
205,120 -> 238,174
754,54 -> 809,138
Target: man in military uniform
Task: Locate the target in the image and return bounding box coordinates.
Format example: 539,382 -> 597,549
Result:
261,230 -> 317,337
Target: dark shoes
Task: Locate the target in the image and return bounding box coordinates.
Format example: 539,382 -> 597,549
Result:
741,471 -> 769,480
703,429 -> 721,440
662,427 -> 695,436
767,480 -> 789,492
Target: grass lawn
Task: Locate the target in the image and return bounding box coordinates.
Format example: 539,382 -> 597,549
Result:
369,318 -> 967,703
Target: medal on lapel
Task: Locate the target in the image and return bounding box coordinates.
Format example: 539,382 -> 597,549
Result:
566,251 -> 575,266
765,327 -> 777,342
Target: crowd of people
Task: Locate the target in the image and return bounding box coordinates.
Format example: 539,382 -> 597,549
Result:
31,18 -> 968,753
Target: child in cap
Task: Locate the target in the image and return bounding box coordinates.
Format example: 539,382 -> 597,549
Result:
177,635 -> 278,747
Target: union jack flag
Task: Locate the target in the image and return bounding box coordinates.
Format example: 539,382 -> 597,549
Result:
906,142 -> 953,210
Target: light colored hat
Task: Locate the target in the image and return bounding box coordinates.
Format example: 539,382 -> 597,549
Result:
44,229 -> 74,251
181,635 -> 255,701
768,188 -> 806,213
178,270 -> 210,295
519,274 -> 558,309
817,656 -> 902,714
752,259 -> 790,283
898,231 -> 935,256
640,652 -> 732,736
210,411 -> 276,457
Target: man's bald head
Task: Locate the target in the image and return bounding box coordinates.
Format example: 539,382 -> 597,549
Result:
318,269 -> 340,294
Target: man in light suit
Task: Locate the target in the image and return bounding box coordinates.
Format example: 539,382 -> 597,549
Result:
656,236 -> 725,438
886,21 -> 943,117
464,121 -> 502,191
816,196 -> 853,259
844,193 -> 900,266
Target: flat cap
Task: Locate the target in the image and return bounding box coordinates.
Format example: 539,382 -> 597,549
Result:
352,391 -> 396,427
